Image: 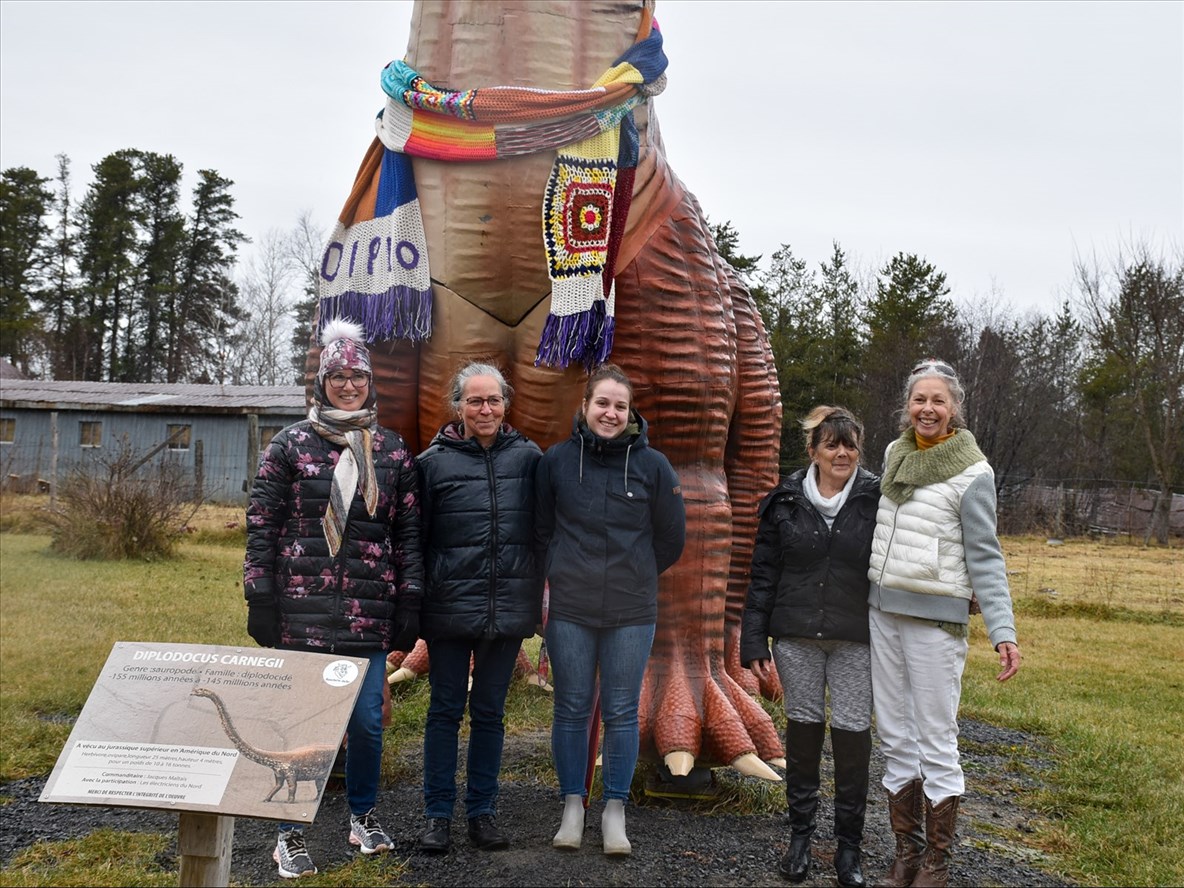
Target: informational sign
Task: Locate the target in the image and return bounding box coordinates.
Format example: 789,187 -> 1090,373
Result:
40,641 -> 369,823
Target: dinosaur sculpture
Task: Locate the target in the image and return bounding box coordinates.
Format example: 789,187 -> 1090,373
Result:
313,0 -> 784,779
191,687 -> 339,803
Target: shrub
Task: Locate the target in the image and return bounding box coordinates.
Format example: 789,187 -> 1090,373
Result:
46,438 -> 199,561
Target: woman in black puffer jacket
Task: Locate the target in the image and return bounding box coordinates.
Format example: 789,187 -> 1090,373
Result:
414,362 -> 543,855
740,406 -> 879,888
243,319 -> 423,878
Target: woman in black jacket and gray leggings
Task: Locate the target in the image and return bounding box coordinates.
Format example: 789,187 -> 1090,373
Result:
741,406 -> 879,888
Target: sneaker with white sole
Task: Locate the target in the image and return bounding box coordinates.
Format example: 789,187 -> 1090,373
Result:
274,828 -> 317,878
349,808 -> 392,854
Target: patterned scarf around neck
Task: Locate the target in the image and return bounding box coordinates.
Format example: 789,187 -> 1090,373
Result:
309,402 -> 379,556
880,428 -> 987,505
317,8 -> 668,370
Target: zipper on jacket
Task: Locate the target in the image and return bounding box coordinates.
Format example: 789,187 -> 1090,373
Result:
484,447 -> 499,638
330,523 -> 350,653
876,503 -> 899,590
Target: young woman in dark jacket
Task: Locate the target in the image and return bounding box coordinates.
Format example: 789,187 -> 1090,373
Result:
414,362 -> 543,855
244,319 -> 423,879
536,364 -> 686,857
740,406 -> 879,888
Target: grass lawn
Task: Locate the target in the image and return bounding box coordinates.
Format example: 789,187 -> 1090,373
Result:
0,503 -> 1180,886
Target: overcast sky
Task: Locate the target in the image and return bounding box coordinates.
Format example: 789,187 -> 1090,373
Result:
2,0 -> 1180,318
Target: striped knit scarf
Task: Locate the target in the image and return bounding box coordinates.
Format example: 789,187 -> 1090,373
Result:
319,10 -> 667,369
308,402 -> 379,556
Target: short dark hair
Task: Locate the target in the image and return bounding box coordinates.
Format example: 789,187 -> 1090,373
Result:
801,405 -> 863,454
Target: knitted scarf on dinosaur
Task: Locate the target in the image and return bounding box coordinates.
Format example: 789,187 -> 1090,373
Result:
317,10 -> 667,369
880,427 -> 987,505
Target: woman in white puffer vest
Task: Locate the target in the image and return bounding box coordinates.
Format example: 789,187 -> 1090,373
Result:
867,359 -> 1022,888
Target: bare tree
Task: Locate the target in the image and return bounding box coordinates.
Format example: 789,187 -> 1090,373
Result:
287,211 -> 324,384
233,228 -> 298,384
1076,240 -> 1184,544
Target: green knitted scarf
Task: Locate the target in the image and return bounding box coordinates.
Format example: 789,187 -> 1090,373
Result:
880,428 -> 987,504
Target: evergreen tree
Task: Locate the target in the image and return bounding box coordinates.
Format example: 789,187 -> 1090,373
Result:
44,154 -> 82,380
0,166 -> 54,374
860,252 -> 961,465
170,170 -> 246,382
757,245 -> 827,468
132,152 -> 186,382
816,242 -> 867,415
709,220 -> 762,285
77,150 -> 143,381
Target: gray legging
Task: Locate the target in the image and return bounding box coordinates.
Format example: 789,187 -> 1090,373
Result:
772,637 -> 872,731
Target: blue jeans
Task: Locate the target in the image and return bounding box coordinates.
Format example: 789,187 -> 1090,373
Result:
545,619 -> 655,801
423,636 -> 521,820
282,647 -> 387,830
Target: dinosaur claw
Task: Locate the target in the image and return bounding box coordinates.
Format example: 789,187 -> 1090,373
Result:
388,666 -> 418,684
664,750 -> 695,777
731,752 -> 781,782
769,757 -> 786,770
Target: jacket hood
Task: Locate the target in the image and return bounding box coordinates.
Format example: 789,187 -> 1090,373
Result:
569,407 -> 650,491
571,408 -> 648,452
430,420 -> 522,452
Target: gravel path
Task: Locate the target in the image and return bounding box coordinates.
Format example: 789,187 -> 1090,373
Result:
2,719 -> 1073,887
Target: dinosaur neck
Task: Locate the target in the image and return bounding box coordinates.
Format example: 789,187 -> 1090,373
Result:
407,0 -> 650,89
201,691 -> 270,766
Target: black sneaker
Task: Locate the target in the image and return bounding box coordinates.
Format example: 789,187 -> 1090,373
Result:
349,808 -> 391,855
418,817 -> 452,853
467,813 -> 510,851
273,828 -> 317,878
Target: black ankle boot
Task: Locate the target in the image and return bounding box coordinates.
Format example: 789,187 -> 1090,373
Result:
778,833 -> 812,882
834,842 -> 866,887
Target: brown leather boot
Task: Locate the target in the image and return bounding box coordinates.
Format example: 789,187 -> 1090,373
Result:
910,795 -> 960,888
876,778 -> 925,887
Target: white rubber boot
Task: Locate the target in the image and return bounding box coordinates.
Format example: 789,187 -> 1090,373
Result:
601,798 -> 632,856
552,794 -> 585,850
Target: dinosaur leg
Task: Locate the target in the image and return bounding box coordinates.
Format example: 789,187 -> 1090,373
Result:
721,263 -> 786,709
264,774 -> 284,803
611,193 -> 783,779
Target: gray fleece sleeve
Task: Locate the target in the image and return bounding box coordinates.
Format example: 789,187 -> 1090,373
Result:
961,471 -> 1017,648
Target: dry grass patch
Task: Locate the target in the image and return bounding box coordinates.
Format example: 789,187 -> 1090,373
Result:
1003,535 -> 1182,613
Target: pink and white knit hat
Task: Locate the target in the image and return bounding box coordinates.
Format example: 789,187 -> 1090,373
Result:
317,319 -> 372,381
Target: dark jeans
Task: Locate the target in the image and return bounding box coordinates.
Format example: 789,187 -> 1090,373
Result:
423,635 -> 521,820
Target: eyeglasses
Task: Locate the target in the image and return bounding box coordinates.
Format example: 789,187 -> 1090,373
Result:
326,372 -> 371,389
464,396 -> 505,409
911,360 -> 956,377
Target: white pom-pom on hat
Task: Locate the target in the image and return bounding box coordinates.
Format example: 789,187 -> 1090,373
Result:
320,318 -> 366,348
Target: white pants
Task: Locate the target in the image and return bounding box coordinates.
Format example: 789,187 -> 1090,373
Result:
869,605 -> 968,802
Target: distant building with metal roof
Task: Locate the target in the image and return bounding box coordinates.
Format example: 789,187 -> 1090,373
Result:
0,380 -> 309,503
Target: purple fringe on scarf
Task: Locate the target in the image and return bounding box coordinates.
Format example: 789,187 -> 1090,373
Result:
534,301 -> 615,370
318,287 -> 433,344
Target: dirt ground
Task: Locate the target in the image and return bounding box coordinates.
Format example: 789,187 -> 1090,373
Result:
1,718 -> 1074,887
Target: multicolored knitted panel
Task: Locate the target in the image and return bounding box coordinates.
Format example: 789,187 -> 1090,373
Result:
328,10 -> 666,366
317,143 -> 431,343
